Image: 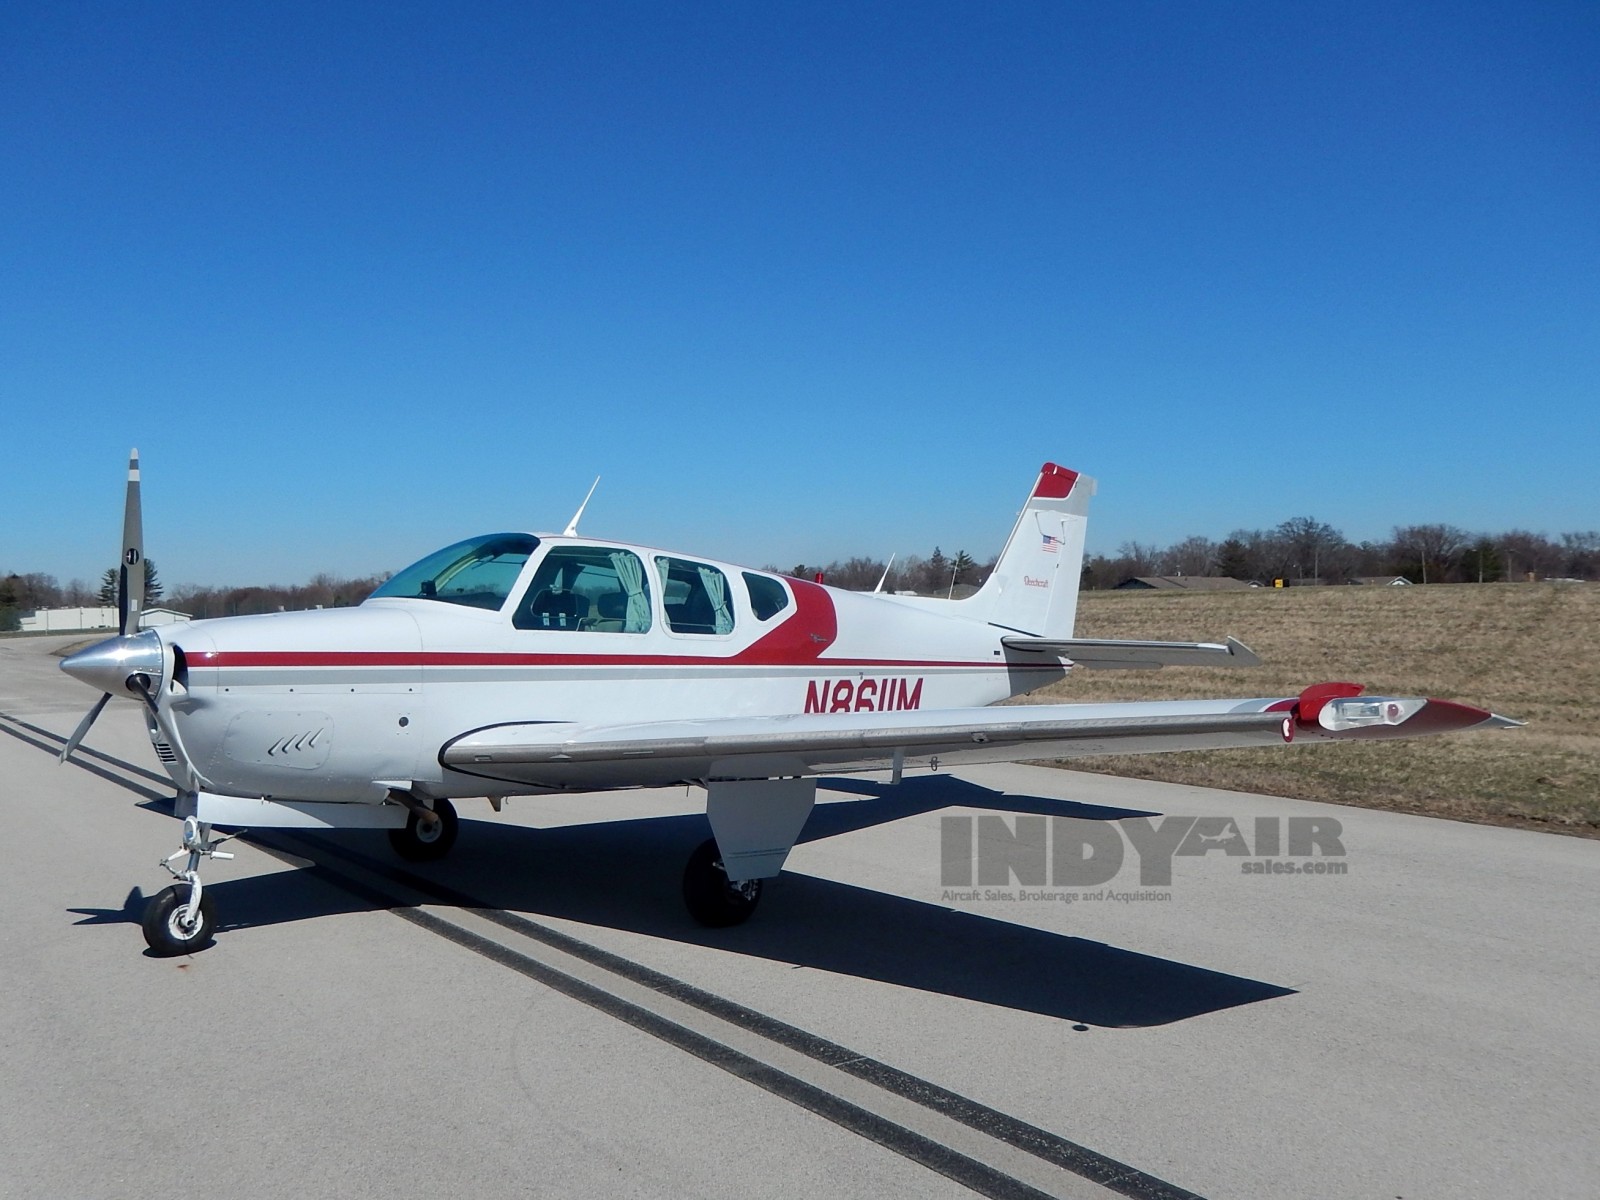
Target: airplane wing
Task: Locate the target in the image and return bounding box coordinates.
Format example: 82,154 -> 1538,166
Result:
439,685 -> 1518,791
1002,635 -> 1262,668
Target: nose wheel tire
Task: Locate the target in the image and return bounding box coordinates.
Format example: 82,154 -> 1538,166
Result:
388,797 -> 459,862
682,837 -> 763,927
142,884 -> 216,956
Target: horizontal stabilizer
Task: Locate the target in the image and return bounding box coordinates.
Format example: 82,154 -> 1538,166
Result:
1002,635 -> 1262,669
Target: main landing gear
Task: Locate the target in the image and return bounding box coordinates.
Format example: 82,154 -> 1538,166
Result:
142,817 -> 234,956
387,796 -> 459,862
682,837 -> 762,928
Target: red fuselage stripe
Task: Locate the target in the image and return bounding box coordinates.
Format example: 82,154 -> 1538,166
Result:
194,651 -> 1012,670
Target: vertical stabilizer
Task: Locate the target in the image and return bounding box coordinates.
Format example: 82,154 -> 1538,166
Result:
972,463 -> 1094,638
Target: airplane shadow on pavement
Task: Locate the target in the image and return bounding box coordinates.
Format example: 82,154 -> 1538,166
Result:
73,773 -> 1296,1027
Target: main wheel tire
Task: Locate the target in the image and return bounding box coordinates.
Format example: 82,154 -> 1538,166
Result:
388,797 -> 459,862
142,884 -> 216,956
682,837 -> 763,928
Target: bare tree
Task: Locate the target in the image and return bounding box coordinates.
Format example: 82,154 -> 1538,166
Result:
1274,517 -> 1347,582
1227,528 -> 1296,584
1167,535 -> 1218,577
1391,524 -> 1468,584
1117,540 -> 1164,576
1498,530 -> 1560,581
1559,531 -> 1600,580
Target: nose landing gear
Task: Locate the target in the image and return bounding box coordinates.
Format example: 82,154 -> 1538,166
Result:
143,816 -> 234,956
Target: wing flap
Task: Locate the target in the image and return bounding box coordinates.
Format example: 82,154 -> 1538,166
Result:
1002,635 -> 1262,668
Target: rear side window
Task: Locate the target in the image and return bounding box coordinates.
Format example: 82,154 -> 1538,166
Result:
514,546 -> 652,632
655,557 -> 735,635
743,572 -> 791,621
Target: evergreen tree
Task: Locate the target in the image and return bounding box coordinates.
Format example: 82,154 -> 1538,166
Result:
1465,538 -> 1503,583
0,575 -> 19,632
98,560 -> 163,607
1216,538 -> 1251,580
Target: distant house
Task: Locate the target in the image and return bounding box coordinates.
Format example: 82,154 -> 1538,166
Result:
1350,576 -> 1413,587
1114,576 -> 1255,592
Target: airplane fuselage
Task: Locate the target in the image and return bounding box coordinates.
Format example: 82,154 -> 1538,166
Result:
146,537 -> 1066,805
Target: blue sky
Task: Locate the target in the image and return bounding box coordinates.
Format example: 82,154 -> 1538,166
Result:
3,2 -> 1596,589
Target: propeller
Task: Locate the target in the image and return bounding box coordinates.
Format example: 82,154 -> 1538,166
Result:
118,448 -> 144,639
58,449 -> 146,763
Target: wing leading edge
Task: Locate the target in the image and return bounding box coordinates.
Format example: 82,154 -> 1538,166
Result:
439,686 -> 1516,791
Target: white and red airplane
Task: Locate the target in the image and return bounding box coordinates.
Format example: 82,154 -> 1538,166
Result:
60,452 -> 1519,955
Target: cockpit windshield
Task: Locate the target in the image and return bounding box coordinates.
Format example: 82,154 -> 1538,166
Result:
369,533 -> 540,611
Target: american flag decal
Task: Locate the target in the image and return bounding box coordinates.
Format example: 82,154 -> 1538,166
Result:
1041,533 -> 1060,554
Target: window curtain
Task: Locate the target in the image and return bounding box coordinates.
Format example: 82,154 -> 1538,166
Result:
698,565 -> 733,634
610,551 -> 650,632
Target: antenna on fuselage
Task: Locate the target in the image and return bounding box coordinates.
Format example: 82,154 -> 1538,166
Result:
563,476 -> 601,536
873,554 -> 896,593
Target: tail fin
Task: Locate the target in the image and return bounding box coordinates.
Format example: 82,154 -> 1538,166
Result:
972,463 -> 1094,638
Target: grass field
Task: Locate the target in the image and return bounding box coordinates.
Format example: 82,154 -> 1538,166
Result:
1016,583 -> 1600,837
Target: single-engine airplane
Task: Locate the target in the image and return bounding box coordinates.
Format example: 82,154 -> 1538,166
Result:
60,452 -> 1520,955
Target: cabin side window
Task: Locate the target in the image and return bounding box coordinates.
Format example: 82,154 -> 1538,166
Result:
655,556 -> 735,635
742,572 -> 791,621
513,546 -> 652,632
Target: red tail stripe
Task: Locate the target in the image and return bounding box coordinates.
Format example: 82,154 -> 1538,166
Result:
1032,463 -> 1079,500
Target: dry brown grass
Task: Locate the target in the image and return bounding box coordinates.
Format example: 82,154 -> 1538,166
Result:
1014,583 -> 1600,837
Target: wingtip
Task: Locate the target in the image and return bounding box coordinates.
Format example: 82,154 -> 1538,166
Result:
1414,698 -> 1526,735
1480,713 -> 1526,730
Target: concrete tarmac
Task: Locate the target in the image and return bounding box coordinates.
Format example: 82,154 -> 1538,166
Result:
2,634 -> 1595,1199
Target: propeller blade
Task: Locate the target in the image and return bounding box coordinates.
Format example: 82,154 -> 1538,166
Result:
119,448 -> 144,637
59,692 -> 112,763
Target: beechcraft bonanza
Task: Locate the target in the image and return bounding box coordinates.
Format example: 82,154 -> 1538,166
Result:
60,453 -> 1520,955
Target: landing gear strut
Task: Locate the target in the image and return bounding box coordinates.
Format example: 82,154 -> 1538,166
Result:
682,837 -> 762,927
143,816 -> 234,956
